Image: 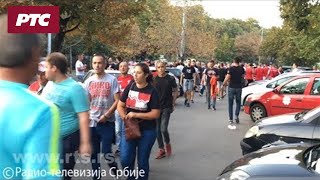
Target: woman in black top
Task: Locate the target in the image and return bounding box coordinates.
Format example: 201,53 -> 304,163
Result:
117,63 -> 160,180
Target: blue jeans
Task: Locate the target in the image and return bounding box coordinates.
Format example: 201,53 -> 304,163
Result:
91,122 -> 118,180
115,110 -> 123,149
200,85 -> 205,95
62,130 -> 80,180
156,108 -> 172,149
228,87 -> 242,121
76,75 -> 84,82
211,97 -> 216,108
120,128 -> 157,180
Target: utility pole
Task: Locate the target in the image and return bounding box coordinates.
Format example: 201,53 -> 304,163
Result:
179,0 -> 187,62
47,33 -> 51,55
258,28 -> 264,64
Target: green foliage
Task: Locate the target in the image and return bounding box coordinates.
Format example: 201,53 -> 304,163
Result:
260,0 -> 320,66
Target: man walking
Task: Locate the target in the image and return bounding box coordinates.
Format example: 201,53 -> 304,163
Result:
84,54 -> 120,179
202,60 -> 219,109
115,61 -> 133,155
223,57 -> 245,130
154,61 -> 178,159
75,53 -> 87,81
42,52 -> 92,180
180,59 -> 196,107
0,14 -> 60,179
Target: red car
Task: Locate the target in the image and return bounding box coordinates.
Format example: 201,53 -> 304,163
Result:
244,74 -> 320,122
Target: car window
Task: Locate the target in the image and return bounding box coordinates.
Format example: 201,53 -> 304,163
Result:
279,78 -> 310,94
266,76 -> 293,88
311,78 -> 320,95
167,68 -> 181,77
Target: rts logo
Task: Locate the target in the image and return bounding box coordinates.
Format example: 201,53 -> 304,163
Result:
7,6 -> 60,33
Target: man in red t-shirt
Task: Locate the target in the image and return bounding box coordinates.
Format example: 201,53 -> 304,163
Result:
263,64 -> 269,80
255,64 -> 264,81
115,61 -> 133,155
28,61 -> 48,95
267,64 -> 280,79
244,63 -> 254,86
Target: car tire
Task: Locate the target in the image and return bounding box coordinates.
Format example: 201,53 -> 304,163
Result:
250,103 -> 267,122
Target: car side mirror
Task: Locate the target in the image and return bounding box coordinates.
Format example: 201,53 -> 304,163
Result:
273,88 -> 279,94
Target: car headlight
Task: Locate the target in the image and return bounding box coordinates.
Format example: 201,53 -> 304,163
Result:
244,126 -> 260,138
217,170 -> 250,180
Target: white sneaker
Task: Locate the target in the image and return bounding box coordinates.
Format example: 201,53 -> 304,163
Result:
228,124 -> 236,130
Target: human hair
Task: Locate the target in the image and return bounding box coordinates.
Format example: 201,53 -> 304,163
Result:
135,63 -> 153,83
208,60 -> 215,64
234,56 -> 242,64
0,14 -> 40,68
46,52 -> 68,74
156,60 -> 166,67
93,53 -> 106,63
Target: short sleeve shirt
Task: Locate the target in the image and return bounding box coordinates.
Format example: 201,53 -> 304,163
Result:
227,66 -> 245,88
84,73 -> 120,127
120,82 -> 160,130
42,78 -> 89,137
182,66 -> 196,79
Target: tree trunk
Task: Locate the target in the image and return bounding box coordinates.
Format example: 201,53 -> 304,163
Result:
53,32 -> 65,52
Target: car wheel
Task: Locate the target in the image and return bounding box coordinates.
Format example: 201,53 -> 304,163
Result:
250,103 -> 267,122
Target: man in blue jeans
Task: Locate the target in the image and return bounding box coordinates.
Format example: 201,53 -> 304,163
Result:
84,54 -> 120,179
223,57 -> 245,130
154,61 -> 178,159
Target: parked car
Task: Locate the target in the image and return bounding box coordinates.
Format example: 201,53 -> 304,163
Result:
241,71 -> 320,106
244,73 -> 320,122
282,65 -> 313,73
217,143 -> 320,180
241,106 -> 320,154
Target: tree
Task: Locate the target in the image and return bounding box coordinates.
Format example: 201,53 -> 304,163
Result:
0,0 -> 147,52
235,32 -> 261,63
214,33 -> 235,62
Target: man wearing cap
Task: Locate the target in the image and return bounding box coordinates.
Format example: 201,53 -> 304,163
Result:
29,61 -> 48,95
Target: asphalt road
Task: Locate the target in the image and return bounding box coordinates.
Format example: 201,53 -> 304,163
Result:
74,94 -> 254,180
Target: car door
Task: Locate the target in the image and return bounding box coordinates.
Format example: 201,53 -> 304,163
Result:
303,77 -> 320,109
269,77 -> 310,115
312,117 -> 320,145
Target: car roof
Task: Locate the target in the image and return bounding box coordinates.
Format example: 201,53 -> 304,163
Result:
290,73 -> 320,78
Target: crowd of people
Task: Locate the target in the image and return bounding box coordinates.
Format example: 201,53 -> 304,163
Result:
0,12 -> 315,180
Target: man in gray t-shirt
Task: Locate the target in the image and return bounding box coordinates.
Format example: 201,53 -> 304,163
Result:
84,54 -> 120,179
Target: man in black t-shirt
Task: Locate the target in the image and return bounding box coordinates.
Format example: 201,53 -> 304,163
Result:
180,59 -> 196,107
154,61 -> 178,159
218,63 -> 227,99
223,57 -> 245,129
202,60 -> 219,109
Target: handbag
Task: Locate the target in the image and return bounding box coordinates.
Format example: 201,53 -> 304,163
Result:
124,117 -> 141,140
124,82 -> 142,140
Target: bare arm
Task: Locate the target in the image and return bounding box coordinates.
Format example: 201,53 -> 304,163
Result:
223,74 -> 231,86
172,87 -> 178,105
180,73 -> 184,85
78,111 -> 91,154
105,93 -> 119,116
117,100 -> 127,120
128,109 -> 160,120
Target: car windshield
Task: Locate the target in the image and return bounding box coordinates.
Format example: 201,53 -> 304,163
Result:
302,106 -> 320,121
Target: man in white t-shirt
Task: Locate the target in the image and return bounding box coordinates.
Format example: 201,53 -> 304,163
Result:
75,53 -> 86,81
